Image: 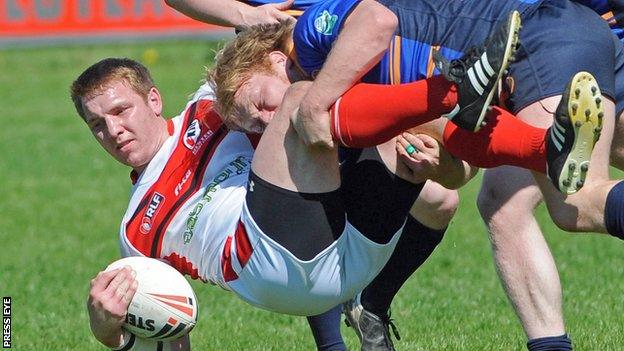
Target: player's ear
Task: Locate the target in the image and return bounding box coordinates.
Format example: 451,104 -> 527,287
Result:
268,51 -> 288,68
146,87 -> 163,116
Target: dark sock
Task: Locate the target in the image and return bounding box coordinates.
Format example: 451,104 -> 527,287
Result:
604,180 -> 624,239
306,305 -> 346,351
527,334 -> 573,351
360,216 -> 445,317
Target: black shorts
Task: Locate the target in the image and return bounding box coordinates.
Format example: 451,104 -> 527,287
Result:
245,147 -> 424,261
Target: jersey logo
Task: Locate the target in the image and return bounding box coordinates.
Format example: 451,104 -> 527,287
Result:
140,192 -> 165,234
314,10 -> 338,35
183,119 -> 201,150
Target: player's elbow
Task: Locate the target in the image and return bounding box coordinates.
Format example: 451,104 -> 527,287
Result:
358,0 -> 398,41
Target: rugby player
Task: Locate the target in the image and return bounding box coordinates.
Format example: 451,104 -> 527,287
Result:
475,2 -> 624,350
75,54 -> 491,350
209,0 -> 623,349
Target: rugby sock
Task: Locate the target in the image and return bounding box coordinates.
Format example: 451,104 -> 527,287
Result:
442,107 -> 547,173
306,305 -> 347,351
604,180 -> 624,239
360,216 -> 445,317
330,76 -> 457,148
527,334 -> 573,351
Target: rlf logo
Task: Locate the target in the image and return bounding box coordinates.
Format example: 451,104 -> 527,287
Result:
140,192 -> 165,234
183,119 -> 201,150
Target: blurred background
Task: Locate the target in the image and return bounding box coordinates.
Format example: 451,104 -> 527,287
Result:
1,1 -> 623,350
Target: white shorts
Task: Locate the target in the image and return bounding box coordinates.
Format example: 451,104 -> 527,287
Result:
225,201 -> 403,316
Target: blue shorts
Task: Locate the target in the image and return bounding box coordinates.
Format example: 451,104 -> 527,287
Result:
378,0 -> 623,117
505,0 -> 624,117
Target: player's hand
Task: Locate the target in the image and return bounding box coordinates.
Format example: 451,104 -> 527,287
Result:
291,103 -> 335,148
87,266 -> 138,348
239,0 -> 295,28
396,132 -> 451,184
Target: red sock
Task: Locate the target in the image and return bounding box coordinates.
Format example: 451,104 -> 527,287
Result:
330,75 -> 457,148
442,107 -> 547,173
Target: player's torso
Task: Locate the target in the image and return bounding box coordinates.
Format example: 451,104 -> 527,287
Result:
119,88 -> 255,288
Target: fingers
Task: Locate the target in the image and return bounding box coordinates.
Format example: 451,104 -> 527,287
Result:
90,268 -> 122,293
113,268 -> 137,304
275,0 -> 295,11
414,133 -> 438,148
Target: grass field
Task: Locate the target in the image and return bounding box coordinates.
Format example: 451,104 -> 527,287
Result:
1,40 -> 623,350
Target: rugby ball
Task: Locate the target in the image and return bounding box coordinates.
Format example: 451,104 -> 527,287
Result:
106,257 -> 198,341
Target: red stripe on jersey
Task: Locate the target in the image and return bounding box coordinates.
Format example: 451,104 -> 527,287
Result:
151,126 -> 227,256
163,253 -> 200,280
221,221 -> 254,282
221,236 -> 238,281
124,99 -> 226,258
234,221 -> 253,267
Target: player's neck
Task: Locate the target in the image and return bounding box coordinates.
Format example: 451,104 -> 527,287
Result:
283,33 -> 310,83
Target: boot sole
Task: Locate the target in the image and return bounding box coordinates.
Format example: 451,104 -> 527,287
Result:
556,71 -> 603,194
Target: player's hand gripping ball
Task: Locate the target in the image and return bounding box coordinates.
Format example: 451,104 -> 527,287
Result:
106,257 -> 198,341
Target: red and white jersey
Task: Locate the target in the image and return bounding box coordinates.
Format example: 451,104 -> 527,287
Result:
119,84 -> 257,289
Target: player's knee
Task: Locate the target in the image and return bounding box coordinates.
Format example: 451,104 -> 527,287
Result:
410,183 -> 458,227
610,134 -> 624,170
478,186 -> 541,232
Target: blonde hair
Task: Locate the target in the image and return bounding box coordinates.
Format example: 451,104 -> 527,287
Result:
208,20 -> 295,122
70,58 -> 155,120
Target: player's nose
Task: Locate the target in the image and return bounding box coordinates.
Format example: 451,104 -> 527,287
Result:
104,116 -> 123,137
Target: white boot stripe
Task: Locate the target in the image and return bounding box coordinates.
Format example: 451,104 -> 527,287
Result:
474,60 -> 490,88
442,104 -> 461,119
550,127 -> 563,151
480,52 -> 495,76
554,119 -> 566,134
467,68 -> 485,95
552,124 -> 566,148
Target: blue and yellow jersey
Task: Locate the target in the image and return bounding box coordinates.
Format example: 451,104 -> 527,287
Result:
293,0 -> 544,84
574,0 -> 624,40
241,0 -> 325,17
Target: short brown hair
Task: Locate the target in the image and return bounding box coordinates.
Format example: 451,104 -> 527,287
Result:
208,20 -> 295,122
70,58 -> 155,120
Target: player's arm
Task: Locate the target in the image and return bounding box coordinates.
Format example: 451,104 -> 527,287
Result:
165,0 -> 295,29
396,132 -> 479,190
87,267 -> 137,349
293,0 -> 397,147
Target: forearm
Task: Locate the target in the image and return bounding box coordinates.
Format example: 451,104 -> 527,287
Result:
301,0 -> 397,111
90,324 -> 125,349
165,0 -> 250,27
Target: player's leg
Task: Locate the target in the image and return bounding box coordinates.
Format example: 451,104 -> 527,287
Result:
306,306 -> 346,351
329,11 -> 522,148
343,182 -> 457,350
478,167 -> 568,342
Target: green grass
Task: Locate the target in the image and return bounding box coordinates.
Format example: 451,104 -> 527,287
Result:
1,41 -> 623,350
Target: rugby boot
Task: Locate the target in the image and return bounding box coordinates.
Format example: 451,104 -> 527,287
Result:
547,71 -> 603,195
343,296 -> 400,351
435,10 -> 522,132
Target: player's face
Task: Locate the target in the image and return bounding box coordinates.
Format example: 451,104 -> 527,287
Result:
232,72 -> 291,133
81,80 -> 167,172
